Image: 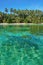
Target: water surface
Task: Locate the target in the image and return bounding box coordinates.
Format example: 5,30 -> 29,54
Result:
0,25 -> 43,65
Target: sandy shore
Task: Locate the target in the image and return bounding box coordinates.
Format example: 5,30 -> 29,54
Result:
0,23 -> 43,25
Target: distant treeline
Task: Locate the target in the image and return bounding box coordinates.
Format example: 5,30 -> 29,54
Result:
0,8 -> 43,23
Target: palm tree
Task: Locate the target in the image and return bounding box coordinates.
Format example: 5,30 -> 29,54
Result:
0,12 -> 4,23
14,9 -> 18,16
5,8 -> 8,14
10,8 -> 14,14
14,9 -> 17,13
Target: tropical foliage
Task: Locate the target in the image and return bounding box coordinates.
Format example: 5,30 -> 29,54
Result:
0,8 -> 43,23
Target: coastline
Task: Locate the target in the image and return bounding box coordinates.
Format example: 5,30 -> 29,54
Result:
0,23 -> 43,25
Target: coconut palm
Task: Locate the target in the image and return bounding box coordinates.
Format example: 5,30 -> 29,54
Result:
10,8 -> 14,14
5,8 -> 8,14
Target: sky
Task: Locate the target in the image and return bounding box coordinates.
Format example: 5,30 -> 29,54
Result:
0,0 -> 43,12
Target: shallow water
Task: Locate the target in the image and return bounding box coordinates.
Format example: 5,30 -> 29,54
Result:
0,25 -> 43,65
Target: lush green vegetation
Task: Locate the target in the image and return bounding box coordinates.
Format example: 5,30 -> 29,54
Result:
0,8 -> 43,23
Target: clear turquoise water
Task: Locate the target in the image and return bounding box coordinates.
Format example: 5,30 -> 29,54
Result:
0,25 -> 43,65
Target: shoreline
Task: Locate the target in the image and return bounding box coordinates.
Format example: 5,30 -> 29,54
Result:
0,23 -> 43,25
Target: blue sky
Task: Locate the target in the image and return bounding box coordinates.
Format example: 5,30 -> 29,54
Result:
0,0 -> 43,12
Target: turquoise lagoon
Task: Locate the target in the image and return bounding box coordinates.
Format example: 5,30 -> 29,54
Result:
0,25 -> 43,65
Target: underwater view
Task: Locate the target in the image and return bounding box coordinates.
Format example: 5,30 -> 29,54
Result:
0,25 -> 43,65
